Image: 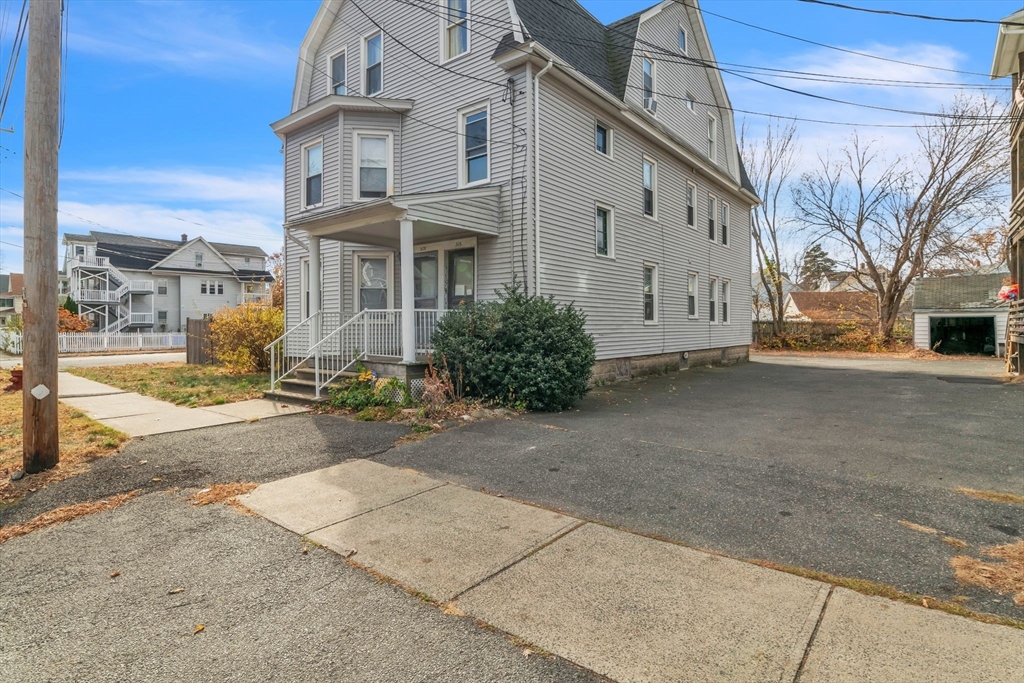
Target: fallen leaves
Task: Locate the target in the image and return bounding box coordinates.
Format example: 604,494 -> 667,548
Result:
109,570 -> 120,579
189,483 -> 257,507
950,540 -> 1024,606
954,488 -> 1024,506
0,491 -> 139,545
193,624 -> 205,635
168,588 -> 185,595
898,520 -> 941,535
942,537 -> 968,549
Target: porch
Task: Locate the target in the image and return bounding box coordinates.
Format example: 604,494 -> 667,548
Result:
267,187 -> 502,399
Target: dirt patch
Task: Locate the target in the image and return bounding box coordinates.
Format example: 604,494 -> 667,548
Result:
0,491 -> 138,544
951,540 -> 1024,606
189,482 -> 257,507
956,488 -> 1024,505
899,520 -> 941,534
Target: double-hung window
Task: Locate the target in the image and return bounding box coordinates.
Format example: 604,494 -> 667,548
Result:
596,205 -> 612,257
707,194 -> 717,241
709,276 -> 718,323
355,132 -> 390,199
200,280 -> 223,296
364,31 -> 383,95
595,122 -> 610,156
444,0 -> 469,60
643,264 -> 658,323
304,141 -> 323,207
707,114 -> 717,160
642,57 -> 655,111
686,181 -> 696,228
195,252 -> 204,268
721,280 -> 730,323
460,105 -> 489,185
687,273 -> 698,318
720,202 -> 729,246
331,51 -> 347,95
157,279 -> 168,296
643,157 -> 656,218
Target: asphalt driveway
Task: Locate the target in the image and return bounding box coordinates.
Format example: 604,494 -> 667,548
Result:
377,354 -> 1024,619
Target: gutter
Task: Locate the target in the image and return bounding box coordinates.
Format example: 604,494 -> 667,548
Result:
534,59 -> 554,297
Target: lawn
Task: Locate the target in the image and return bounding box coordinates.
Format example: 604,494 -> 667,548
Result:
0,369 -> 128,505
66,362 -> 267,407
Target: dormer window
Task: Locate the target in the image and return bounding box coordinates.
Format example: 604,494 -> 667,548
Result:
444,0 -> 469,61
195,252 -> 203,268
364,31 -> 383,95
331,51 -> 347,95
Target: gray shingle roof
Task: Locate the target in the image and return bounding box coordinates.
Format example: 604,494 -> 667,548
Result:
74,231 -> 268,271
912,273 -> 1010,311
62,232 -> 97,243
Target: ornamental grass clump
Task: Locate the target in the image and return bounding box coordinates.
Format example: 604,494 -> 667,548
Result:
431,282 -> 595,412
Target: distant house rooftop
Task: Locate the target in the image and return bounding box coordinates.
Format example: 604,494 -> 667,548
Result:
786,291 -> 877,323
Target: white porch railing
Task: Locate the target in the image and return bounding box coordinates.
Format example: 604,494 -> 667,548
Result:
266,310 -> 333,390
75,288 -> 122,303
130,312 -> 154,325
415,309 -> 445,354
131,280 -> 155,293
1,331 -> 185,355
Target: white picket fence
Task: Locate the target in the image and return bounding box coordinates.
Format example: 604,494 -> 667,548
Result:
0,330 -> 186,355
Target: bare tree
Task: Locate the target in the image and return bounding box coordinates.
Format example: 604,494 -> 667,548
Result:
742,118 -> 799,334
794,96 -> 1008,338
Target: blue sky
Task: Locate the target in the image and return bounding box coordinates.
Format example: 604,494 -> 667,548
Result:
0,0 -> 1020,274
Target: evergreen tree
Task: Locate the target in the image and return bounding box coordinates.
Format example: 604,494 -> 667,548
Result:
798,245 -> 837,288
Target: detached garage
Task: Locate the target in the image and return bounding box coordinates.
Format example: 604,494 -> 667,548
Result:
912,273 -> 1009,357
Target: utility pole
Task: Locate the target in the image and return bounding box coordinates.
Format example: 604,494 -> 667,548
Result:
22,0 -> 62,473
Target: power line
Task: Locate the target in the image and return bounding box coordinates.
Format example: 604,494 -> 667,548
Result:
0,0 -> 27,123
796,0 -> 1024,27
1,238 -> 22,249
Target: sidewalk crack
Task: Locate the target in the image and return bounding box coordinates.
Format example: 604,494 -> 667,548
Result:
793,585 -> 834,683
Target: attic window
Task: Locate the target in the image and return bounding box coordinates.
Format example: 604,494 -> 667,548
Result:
331,51 -> 347,95
678,27 -> 687,54
642,57 -> 655,111
195,252 -> 203,268
364,31 -> 383,95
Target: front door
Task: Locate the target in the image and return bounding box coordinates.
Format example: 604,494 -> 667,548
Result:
447,248 -> 475,309
414,252 -> 439,310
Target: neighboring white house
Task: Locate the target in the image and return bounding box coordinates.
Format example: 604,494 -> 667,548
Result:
271,0 -> 758,397
912,273 -> 1010,357
0,272 -> 23,327
752,272 -> 800,322
62,232 -> 273,333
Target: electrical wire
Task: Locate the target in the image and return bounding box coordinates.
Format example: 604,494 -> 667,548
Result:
796,0 -> 1024,27
0,0 -> 27,124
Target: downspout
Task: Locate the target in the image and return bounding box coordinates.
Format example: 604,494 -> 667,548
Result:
533,59 -> 553,297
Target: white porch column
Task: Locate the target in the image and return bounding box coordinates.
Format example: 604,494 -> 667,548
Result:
400,219 -> 416,364
308,234 -> 322,341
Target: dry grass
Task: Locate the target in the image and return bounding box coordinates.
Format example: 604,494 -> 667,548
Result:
899,520 -> 941,534
955,487 -> 1024,506
951,540 -> 1024,606
0,491 -> 138,544
66,363 -> 265,407
0,369 -> 128,505
942,537 -> 969,549
189,482 -> 257,507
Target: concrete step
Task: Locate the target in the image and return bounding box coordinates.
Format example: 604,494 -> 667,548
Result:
263,389 -> 329,406
293,367 -> 359,381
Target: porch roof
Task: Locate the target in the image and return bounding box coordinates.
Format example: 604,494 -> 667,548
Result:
285,186 -> 502,249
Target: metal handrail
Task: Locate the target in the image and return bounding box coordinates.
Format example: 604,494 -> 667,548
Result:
308,310 -> 371,398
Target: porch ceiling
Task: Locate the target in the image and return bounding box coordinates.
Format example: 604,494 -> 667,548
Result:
286,187 -> 502,250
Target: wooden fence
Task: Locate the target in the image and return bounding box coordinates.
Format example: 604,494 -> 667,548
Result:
0,330 -> 185,355
186,318 -> 215,365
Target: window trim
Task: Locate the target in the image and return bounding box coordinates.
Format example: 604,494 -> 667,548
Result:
157,279 -> 168,296
707,193 -> 717,242
642,155 -> 658,220
678,25 -> 687,55
720,201 -> 730,247
721,279 -> 731,325
643,262 -> 659,325
195,252 -> 204,268
352,129 -> 394,202
685,93 -> 695,112
439,0 -> 471,64
707,113 -> 718,161
362,29 -> 384,96
352,251 -> 395,311
687,272 -> 699,319
642,55 -> 656,112
686,180 -> 697,228
330,49 -> 347,96
301,137 -> 325,209
594,120 -> 612,158
457,100 -> 491,188
709,275 -> 719,324
595,202 -> 614,259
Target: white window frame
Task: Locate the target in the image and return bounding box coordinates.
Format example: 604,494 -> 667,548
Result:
643,262 -> 658,325
707,113 -> 718,161
685,94 -> 694,112
720,201 -> 730,247
352,251 -> 395,311
678,25 -> 687,54
594,120 -> 612,158
686,180 -> 697,229
707,193 -> 717,242
642,56 -> 656,112
440,0 -> 471,63
302,138 -> 325,209
157,279 -> 168,296
458,101 -> 491,188
330,49 -> 347,96
362,29 -> 384,96
721,279 -> 731,324
642,155 -> 657,220
709,276 -> 719,324
156,310 -> 168,322
687,272 -> 699,319
195,252 -> 203,268
352,129 -> 394,202
595,202 -> 614,259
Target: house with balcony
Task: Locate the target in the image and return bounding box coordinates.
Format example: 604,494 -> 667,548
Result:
62,231 -> 273,333
271,0 -> 758,399
992,9 -> 1024,374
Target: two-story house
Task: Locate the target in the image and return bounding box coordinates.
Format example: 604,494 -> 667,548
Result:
62,231 -> 273,333
993,9 -> 1024,374
271,0 -> 758,397
0,272 -> 24,327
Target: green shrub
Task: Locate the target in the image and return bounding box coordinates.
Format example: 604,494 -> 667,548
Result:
431,282 -> 595,412
328,371 -> 409,412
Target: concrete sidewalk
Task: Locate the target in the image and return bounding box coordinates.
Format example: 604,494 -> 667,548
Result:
241,461 -> 1024,683
1,351 -> 186,370
57,372 -> 308,437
